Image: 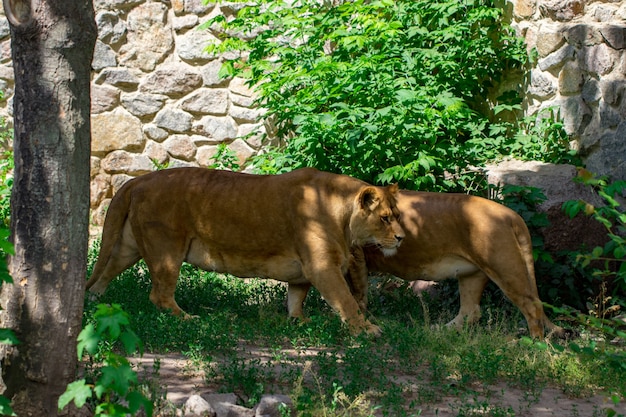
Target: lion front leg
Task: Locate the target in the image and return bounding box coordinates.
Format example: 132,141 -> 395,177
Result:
347,246 -> 369,313
306,264 -> 381,337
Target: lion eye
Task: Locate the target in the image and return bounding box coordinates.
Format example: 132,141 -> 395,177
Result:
381,216 -> 390,224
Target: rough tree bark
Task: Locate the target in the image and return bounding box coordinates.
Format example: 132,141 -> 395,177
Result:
0,0 -> 96,415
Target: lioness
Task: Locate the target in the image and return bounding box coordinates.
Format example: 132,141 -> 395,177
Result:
289,190 -> 568,339
86,167 -> 404,335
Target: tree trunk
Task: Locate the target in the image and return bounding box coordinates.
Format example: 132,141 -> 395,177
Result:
0,1 -> 96,415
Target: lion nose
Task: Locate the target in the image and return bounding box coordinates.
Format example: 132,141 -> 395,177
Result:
395,234 -> 404,243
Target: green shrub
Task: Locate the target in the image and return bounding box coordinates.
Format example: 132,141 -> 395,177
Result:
205,0 -> 574,191
59,303 -> 153,417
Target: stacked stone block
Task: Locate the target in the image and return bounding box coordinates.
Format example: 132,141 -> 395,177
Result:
511,0 -> 626,179
0,0 -> 267,233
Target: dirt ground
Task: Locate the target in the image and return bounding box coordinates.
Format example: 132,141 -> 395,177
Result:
132,349 -> 624,417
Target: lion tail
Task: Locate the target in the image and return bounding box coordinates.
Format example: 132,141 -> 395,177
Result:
85,180 -> 134,290
515,217 -> 568,336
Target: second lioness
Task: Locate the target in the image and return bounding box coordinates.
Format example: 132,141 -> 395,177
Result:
289,190 -> 568,339
86,167 -> 404,335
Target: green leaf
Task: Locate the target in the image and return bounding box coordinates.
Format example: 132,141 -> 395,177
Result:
98,364 -> 138,397
119,330 -> 142,356
0,329 -> 19,345
126,391 -> 154,417
77,323 -> 99,358
94,304 -> 130,340
0,395 -> 15,416
58,379 -> 92,411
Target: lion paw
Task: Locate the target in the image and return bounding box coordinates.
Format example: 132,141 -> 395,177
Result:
181,313 -> 200,320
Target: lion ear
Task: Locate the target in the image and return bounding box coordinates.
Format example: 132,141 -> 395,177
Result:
387,183 -> 399,194
358,187 -> 380,211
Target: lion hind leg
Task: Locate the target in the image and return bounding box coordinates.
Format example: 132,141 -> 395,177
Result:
447,271 -> 489,329
87,225 -> 142,294
487,267 -> 547,338
148,273 -> 185,317
88,250 -> 141,295
287,282 -> 311,320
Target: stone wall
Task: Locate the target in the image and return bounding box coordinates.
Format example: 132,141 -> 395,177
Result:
0,0 -> 268,233
510,0 -> 626,180
0,0 -> 625,233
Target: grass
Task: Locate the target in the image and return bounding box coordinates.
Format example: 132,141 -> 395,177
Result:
83,253 -> 626,417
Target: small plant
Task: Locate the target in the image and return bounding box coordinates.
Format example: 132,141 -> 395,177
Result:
208,143 -> 241,171
563,172 -> 626,302
0,225 -> 17,417
486,105 -> 579,165
59,303 -> 153,417
0,151 -> 13,227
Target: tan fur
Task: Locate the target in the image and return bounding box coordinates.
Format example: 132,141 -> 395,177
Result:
86,167 -> 404,335
289,190 -> 568,339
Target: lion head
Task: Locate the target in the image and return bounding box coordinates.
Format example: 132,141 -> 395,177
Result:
350,184 -> 404,256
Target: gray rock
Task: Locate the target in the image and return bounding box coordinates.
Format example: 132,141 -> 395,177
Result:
174,14 -> 199,31
229,138 -> 255,166
144,140 -> 169,166
229,77 -> 255,97
177,27 -> 219,63
181,88 -> 229,115
539,0 -> 585,22
185,0 -> 216,15
92,40 -> 118,71
90,174 -> 111,208
143,124 -> 169,142
528,70 -> 557,98
95,67 -> 140,89
121,92 -> 167,118
163,134 -> 197,161
485,159 -> 601,210
110,174 -> 133,194
578,43 -> 615,75
154,107 -> 193,132
95,0 -> 143,10
600,25 -> 626,50
0,17 -> 10,40
96,11 -> 127,45
581,78 -> 601,104
558,61 -> 583,94
560,96 -> 592,137
230,105 -> 263,124
593,5 -> 616,23
255,394 -> 293,417
585,122 -> 626,180
536,24 -> 565,57
230,92 -> 255,108
201,59 -> 230,87
196,145 -> 219,167
184,394 -> 216,417
124,2 -> 174,71
564,24 -> 604,47
91,84 -> 120,114
91,108 -> 144,155
193,115 -> 238,141
537,43 -> 574,71
140,64 -> 203,97
101,150 -> 155,175
601,76 -> 626,106
599,100 -> 622,129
